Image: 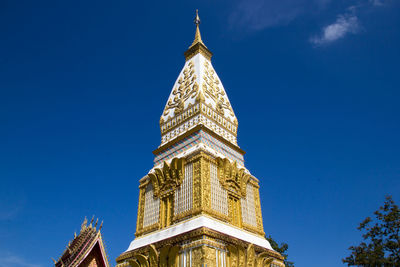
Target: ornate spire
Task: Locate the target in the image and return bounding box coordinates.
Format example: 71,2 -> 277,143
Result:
159,10 -> 239,150
81,216 -> 87,231
190,9 -> 204,47
184,10 -> 212,61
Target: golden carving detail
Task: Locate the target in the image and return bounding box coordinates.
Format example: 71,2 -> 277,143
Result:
203,61 -> 234,117
160,102 -> 238,139
117,227 -> 285,266
201,156 -> 211,210
238,245 -> 246,267
227,243 -> 285,267
254,186 -> 265,234
163,61 -> 198,117
184,42 -> 212,61
203,246 -> 215,266
215,157 -> 250,197
118,244 -> 180,267
127,259 -> 139,267
149,245 -> 158,267
191,247 -> 203,267
227,244 -> 239,267
136,186 -> 146,234
247,244 -> 256,267
148,158 -> 185,198
192,158 -> 202,212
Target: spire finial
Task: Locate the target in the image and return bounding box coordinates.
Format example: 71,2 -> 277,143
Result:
194,9 -> 200,25
190,9 -> 204,47
184,9 -> 212,61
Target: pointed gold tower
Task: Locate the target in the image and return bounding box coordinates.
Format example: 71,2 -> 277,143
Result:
116,11 -> 285,267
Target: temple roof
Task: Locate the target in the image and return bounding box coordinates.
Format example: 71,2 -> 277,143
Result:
54,217 -> 110,267
159,11 -> 238,146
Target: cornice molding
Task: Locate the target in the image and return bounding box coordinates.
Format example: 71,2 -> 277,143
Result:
153,124 -> 245,156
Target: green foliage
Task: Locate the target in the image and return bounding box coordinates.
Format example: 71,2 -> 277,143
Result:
266,235 -> 294,267
343,196 -> 400,266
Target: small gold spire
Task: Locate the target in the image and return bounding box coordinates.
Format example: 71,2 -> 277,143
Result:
81,216 -> 87,231
184,9 -> 212,61
194,9 -> 200,25
190,9 -> 205,48
89,215 -> 94,227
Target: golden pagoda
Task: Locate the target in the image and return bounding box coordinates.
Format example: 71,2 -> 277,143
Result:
116,10 -> 285,267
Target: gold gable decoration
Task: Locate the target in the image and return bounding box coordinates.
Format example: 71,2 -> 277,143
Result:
55,217 -> 109,267
203,61 -> 235,117
148,158 -> 185,197
226,244 -> 284,267
162,61 -> 198,118
117,244 -> 180,267
215,157 -> 250,197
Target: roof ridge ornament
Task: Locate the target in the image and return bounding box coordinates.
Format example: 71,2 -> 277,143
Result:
81,216 -> 87,231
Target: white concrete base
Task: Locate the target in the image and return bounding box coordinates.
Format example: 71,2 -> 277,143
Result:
126,215 -> 273,252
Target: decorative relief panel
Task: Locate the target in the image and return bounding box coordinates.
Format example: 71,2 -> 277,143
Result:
200,155 -> 211,211
163,61 -> 198,118
117,244 -> 180,267
203,61 -> 235,119
148,158 -> 185,198
160,106 -> 238,146
192,158 -> 203,212
215,157 -> 250,198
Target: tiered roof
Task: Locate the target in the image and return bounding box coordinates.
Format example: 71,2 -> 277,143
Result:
54,217 -> 110,267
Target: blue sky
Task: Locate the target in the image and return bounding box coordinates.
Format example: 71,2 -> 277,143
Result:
0,0 -> 399,266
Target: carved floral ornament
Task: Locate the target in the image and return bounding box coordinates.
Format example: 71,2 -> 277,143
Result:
215,157 -> 250,197
163,61 -> 198,118
116,244 -> 180,267
148,158 -> 185,197
117,243 -> 283,267
148,157 -> 250,199
161,59 -> 236,124
202,61 -> 235,117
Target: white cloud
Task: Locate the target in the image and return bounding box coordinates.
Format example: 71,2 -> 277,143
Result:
229,0 -> 331,32
310,14 -> 360,45
0,253 -> 42,267
228,0 -> 392,43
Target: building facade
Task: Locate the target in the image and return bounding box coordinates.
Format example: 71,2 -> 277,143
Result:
116,11 -> 285,267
